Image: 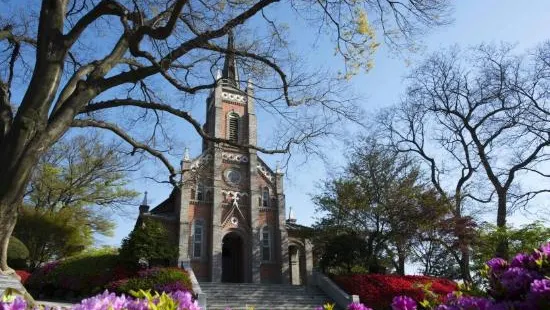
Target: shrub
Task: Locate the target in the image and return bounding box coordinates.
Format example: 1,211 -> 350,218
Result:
15,270 -> 31,285
119,218 -> 178,267
7,236 -> 29,270
1,290 -> 200,310
26,248 -> 131,298
334,274 -> 457,310
107,267 -> 193,294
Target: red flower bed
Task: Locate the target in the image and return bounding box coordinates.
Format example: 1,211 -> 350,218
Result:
334,274 -> 457,310
15,270 -> 31,284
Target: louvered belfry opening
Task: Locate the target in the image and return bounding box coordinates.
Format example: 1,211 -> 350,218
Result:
228,113 -> 239,143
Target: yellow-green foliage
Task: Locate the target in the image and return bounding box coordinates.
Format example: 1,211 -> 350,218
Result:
131,290 -> 179,310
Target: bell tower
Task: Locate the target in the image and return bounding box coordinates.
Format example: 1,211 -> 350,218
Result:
173,31 -> 288,284
202,31 -> 257,152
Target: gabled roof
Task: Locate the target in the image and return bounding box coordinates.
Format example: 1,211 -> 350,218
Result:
286,220 -> 314,238
149,188 -> 178,215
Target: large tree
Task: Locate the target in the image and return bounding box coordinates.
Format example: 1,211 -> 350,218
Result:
380,43 -> 550,260
13,134 -> 136,269
313,139 -> 449,275
0,0 -> 451,274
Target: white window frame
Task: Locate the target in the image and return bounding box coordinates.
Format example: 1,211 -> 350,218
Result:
261,226 -> 271,262
227,112 -> 240,143
193,219 -> 204,258
196,183 -> 204,201
262,187 -> 270,207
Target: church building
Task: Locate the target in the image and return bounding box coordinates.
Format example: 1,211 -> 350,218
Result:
135,33 -> 313,284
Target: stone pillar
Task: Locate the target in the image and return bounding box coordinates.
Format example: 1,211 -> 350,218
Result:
290,247 -> 301,285
178,186 -> 192,265
210,81 -> 224,282
247,83 -> 261,283
249,154 -> 261,283
305,239 -> 314,285
276,172 -> 290,284
178,158 -> 192,265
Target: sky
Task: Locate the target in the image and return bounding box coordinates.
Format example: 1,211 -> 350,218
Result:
93,0 -> 550,247
2,1 -> 548,247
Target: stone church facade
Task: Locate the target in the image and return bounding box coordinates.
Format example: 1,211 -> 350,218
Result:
135,33 -> 312,284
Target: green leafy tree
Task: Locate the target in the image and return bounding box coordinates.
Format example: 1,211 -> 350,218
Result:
25,134 -> 138,212
119,218 -> 178,267
7,236 -> 29,270
316,231 -> 370,274
13,134 -> 136,269
313,140 -> 450,275
14,206 -> 104,270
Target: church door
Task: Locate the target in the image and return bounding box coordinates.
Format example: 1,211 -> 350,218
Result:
222,232 -> 244,283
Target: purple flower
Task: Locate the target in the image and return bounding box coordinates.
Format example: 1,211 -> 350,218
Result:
391,296 -> 417,310
154,281 -> 190,293
0,296 -> 27,310
499,267 -> 542,296
170,291 -> 200,310
347,302 -> 373,310
539,243 -> 550,256
314,307 -> 324,310
527,279 -> 550,308
510,253 -> 531,268
487,258 -> 508,274
487,300 -> 535,310
437,293 -> 492,310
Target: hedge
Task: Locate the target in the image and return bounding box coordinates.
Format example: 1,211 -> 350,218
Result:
334,274 -> 457,310
106,267 -> 193,294
25,248 -> 131,299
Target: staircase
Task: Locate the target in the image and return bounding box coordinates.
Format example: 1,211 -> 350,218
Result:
199,282 -> 334,310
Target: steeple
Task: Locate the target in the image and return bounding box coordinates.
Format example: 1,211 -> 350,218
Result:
221,31 -> 239,87
139,191 -> 149,214
288,207 -> 296,224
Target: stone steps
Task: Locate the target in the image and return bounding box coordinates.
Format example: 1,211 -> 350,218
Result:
199,283 -> 333,310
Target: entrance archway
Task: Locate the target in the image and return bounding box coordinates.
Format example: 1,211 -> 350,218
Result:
222,232 -> 244,283
289,244 -> 306,285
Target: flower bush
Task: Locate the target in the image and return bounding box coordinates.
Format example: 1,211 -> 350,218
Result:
107,268 -> 192,295
14,271 -> 30,285
1,290 -> 199,310
26,249 -> 127,298
328,242 -> 550,310
333,274 -> 457,309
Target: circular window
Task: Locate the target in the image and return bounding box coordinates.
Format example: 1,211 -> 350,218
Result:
225,169 -> 241,185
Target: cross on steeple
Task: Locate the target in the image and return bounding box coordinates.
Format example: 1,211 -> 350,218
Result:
221,31 -> 239,88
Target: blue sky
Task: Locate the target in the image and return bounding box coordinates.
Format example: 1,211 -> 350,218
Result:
3,1 -> 548,246
96,0 -> 550,247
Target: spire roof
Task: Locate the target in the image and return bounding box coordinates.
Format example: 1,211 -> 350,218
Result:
221,31 -> 239,87
141,191 -> 148,206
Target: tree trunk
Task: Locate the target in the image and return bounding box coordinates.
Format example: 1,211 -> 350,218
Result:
0,136 -> 46,273
459,247 -> 472,283
0,205 -> 17,274
495,193 -> 509,259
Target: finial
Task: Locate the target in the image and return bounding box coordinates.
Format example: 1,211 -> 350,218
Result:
288,207 -> 296,223
184,148 -> 190,161
216,69 -> 222,80
247,78 -> 254,89
275,161 -> 282,174
141,191 -> 148,206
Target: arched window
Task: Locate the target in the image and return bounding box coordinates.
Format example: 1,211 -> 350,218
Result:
196,183 -> 204,201
261,226 -> 271,261
262,187 -> 269,207
193,220 -> 204,258
227,112 -> 240,143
